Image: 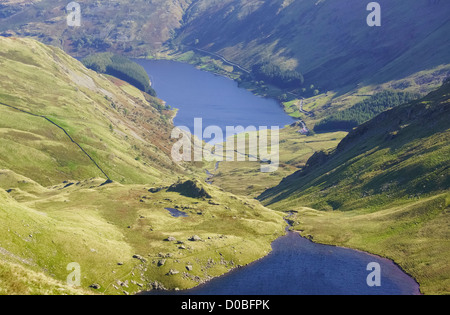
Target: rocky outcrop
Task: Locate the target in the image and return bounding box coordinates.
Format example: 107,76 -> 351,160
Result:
167,180 -> 212,199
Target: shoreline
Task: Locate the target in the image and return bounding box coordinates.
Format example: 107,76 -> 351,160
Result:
139,213 -> 421,295
290,230 -> 423,295
139,214 -> 289,295
136,53 -> 303,123
285,223 -> 423,295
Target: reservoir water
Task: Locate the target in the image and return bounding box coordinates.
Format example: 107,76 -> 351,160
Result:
138,60 -> 420,295
135,59 -> 295,135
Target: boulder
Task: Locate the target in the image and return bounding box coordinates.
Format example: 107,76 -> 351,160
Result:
148,187 -> 163,193
167,269 -> 180,276
189,235 -> 202,242
150,281 -> 166,291
157,259 -> 166,267
167,180 -> 212,199
133,254 -> 147,263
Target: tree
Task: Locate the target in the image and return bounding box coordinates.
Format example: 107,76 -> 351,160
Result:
278,94 -> 288,101
314,91 -> 420,132
82,53 -> 156,96
252,62 -> 304,89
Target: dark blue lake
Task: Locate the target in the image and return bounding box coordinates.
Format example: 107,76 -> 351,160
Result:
135,59 -> 294,135
175,231 -> 420,295
144,231 -> 420,296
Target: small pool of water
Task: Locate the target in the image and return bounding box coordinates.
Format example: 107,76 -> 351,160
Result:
165,208 -> 189,218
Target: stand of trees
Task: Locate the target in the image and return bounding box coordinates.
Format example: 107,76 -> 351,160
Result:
82,53 -> 156,97
314,91 -> 420,132
251,62 -> 304,89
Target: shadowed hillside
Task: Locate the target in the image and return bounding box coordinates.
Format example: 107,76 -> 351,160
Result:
1,0 -> 449,91
258,80 -> 450,294
259,80 -> 450,210
176,0 -> 450,90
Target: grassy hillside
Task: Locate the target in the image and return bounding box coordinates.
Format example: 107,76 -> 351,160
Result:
0,37 -> 287,294
0,36 -> 178,186
0,172 -> 285,295
258,81 -> 450,294
260,81 -> 450,210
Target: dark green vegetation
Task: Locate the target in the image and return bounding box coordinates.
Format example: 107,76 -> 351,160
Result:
82,53 -> 156,96
259,81 -> 450,294
250,62 -> 304,90
314,91 -> 421,132
70,35 -> 112,52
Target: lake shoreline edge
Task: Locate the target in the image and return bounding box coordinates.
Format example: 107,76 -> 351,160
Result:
135,52 -> 302,124
138,212 -> 421,295
288,227 -> 423,295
